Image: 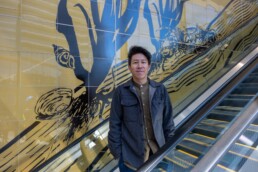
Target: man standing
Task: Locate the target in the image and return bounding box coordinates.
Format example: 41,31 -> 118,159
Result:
108,46 -> 175,171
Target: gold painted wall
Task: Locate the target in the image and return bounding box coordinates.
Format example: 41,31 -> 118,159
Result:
0,0 -> 257,171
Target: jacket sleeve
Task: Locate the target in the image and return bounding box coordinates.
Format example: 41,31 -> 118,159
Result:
108,88 -> 122,159
162,85 -> 175,142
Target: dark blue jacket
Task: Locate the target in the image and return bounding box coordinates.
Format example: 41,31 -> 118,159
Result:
108,78 -> 175,169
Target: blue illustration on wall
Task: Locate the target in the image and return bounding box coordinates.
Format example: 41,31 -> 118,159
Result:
2,0 -> 258,171
34,0 -> 220,141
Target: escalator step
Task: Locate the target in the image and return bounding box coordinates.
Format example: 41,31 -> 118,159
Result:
252,118 -> 258,125
200,118 -> 229,127
193,119 -> 227,138
172,150 -> 197,165
153,149 -> 198,172
210,109 -> 240,116
230,143 -> 257,157
176,136 -> 213,157
231,87 -> 258,95
237,124 -> 258,148
186,133 -> 215,145
216,144 -> 256,171
207,113 -> 236,122
251,67 -> 258,73
226,94 -> 255,100
242,76 -> 258,83
249,73 -> 258,76
218,99 -> 251,108
239,83 -> 258,87
192,127 -> 220,138
214,105 -> 243,111
175,119 -> 228,160
196,118 -> 229,133
212,164 -> 234,172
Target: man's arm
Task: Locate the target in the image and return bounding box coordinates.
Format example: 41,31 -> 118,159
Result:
108,88 -> 122,159
162,86 -> 175,142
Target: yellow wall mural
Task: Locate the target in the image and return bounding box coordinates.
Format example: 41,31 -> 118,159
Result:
0,0 -> 257,171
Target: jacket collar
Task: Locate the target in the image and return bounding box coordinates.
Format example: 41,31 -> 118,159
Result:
123,78 -> 162,88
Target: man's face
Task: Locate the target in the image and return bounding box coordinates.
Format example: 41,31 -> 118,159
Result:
128,53 -> 150,84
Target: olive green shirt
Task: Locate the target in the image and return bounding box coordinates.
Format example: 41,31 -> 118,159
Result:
133,81 -> 159,161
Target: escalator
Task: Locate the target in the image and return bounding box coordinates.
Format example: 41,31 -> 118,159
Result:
33,47 -> 257,172
138,57 -> 258,172
211,111 -> 258,172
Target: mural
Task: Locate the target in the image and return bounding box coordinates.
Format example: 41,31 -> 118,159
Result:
0,0 -> 257,171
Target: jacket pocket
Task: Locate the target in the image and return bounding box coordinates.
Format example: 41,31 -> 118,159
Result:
121,98 -> 139,122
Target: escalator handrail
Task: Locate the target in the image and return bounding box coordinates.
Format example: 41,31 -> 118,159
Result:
192,94 -> 258,172
174,46 -> 258,128
137,51 -> 258,172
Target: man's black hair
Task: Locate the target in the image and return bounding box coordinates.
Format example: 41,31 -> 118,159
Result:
128,46 -> 152,65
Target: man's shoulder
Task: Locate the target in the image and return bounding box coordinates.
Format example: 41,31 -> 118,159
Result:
149,79 -> 163,87
115,80 -> 132,91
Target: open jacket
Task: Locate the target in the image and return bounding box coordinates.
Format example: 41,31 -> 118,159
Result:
108,78 -> 175,169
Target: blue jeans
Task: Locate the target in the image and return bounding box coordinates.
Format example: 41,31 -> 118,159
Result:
118,157 -> 135,172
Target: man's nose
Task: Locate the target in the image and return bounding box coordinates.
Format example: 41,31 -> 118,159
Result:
138,63 -> 143,68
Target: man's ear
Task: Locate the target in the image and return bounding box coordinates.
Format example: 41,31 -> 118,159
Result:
128,65 -> 131,72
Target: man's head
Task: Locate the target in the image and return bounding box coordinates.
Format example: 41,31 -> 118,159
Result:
128,46 -> 151,66
127,46 -> 151,84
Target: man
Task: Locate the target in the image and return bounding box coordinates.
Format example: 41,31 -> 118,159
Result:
108,46 -> 175,171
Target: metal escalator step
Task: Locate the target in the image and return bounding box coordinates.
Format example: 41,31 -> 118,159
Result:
176,122 -> 223,155
230,143 -> 257,156
207,112 -> 236,122
186,133 -> 215,145
242,76 -> 258,84
197,118 -> 229,129
249,73 -> 258,77
237,124 -> 258,148
193,119 -> 228,138
205,110 -> 239,130
251,67 -> 258,73
226,94 -> 255,100
247,123 -> 258,134
152,150 -> 197,172
192,127 -> 220,138
231,87 -> 258,95
218,99 -> 251,108
218,153 -> 248,171
212,164 -> 236,172
252,118 -> 258,125
239,83 -> 258,87
200,118 -> 229,127
164,150 -> 197,171
217,144 -> 257,171
214,106 -> 243,111
176,139 -> 210,157
210,109 -> 240,116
